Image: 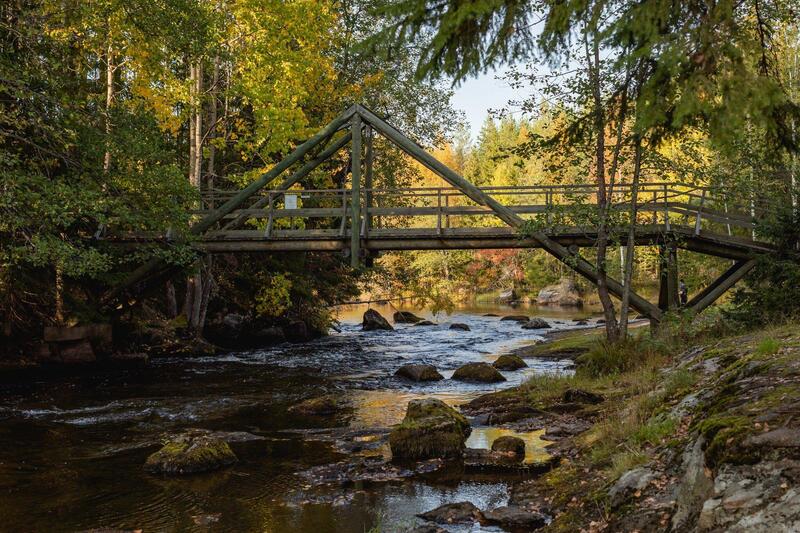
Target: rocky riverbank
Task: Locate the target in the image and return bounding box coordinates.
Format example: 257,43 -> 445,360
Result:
446,321 -> 800,532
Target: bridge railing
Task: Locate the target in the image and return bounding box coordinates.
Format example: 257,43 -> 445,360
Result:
196,181 -> 761,242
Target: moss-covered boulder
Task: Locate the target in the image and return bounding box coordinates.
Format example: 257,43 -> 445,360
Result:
452,362 -> 507,383
389,398 -> 471,460
491,435 -> 526,459
521,317 -> 551,329
395,364 -> 444,382
363,309 -> 393,331
394,311 -> 424,323
492,354 -> 528,370
145,432 -> 237,475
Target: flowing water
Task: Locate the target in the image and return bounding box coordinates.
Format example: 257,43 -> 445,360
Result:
0,303 -> 597,532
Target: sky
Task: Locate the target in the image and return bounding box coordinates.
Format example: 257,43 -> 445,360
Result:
450,66 -> 523,141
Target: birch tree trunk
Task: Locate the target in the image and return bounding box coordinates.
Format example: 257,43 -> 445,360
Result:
620,137 -> 643,338
104,39 -> 114,174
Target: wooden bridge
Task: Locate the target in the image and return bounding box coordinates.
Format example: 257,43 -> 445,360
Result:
107,105 -> 777,323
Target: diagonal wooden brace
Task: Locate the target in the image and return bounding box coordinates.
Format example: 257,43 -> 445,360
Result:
355,104 -> 663,321
687,259 -> 756,315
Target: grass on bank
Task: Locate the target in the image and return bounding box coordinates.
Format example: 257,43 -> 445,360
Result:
518,314 -> 800,531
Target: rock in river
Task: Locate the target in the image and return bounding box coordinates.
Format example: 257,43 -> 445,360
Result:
521,317 -> 551,329
417,501 -> 483,524
394,311 -> 423,324
363,309 -> 393,331
395,364 -> 444,382
449,323 -> 470,331
145,432 -> 238,475
288,394 -> 345,415
389,398 -> 471,460
500,315 -> 529,322
452,362 -> 507,383
491,435 -> 526,458
413,320 -> 437,327
483,506 -> 547,531
492,354 -> 528,370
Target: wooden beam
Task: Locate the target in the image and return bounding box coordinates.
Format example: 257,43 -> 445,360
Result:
102,106 -> 356,303
350,113 -> 362,267
192,106 -> 356,235
355,104 -> 663,321
222,132 -> 352,230
364,124 -> 374,235
687,259 -> 756,314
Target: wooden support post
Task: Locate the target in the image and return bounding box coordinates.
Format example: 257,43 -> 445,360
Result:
658,242 -> 679,311
355,104 -> 662,321
663,183 -> 670,232
687,259 -> 756,314
436,187 -> 442,235
444,193 -> 450,229
365,124 -> 374,237
350,113 -> 362,268
264,193 -> 274,237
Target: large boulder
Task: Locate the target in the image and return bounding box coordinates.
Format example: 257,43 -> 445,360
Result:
389,399 -> 471,460
395,364 -> 444,382
491,435 -> 526,458
417,502 -> 483,524
363,309 -> 393,331
144,432 -> 238,475
500,315 -> 529,322
452,362 -> 507,383
521,318 -> 551,329
492,354 -> 528,370
537,278 -> 584,307
498,289 -> 517,303
394,311 -> 424,324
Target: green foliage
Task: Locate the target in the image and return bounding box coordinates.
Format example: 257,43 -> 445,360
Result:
756,338 -> 781,356
255,273 -> 293,318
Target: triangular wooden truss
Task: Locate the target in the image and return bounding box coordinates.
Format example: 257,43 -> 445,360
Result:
106,104 -> 768,322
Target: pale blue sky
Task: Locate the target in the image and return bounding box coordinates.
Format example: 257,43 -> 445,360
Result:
450,66 -> 522,141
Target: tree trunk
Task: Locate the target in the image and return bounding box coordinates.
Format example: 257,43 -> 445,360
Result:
103,39 -> 114,174
620,137 -> 643,338
54,265 -> 64,325
165,280 -> 178,318
585,27 -> 619,341
185,60 -> 206,336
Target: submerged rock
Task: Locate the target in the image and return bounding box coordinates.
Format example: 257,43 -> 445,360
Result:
288,395 -> 345,416
144,432 -> 237,475
491,435 -> 526,458
417,501 -> 483,524
389,398 -> 471,460
537,278 -> 583,307
394,311 -> 424,324
493,354 -> 528,370
482,506 -> 548,530
413,320 -> 437,327
395,364 -> 444,382
500,315 -> 529,322
362,309 -> 393,331
449,323 -> 471,331
521,318 -> 551,329
452,362 -> 507,383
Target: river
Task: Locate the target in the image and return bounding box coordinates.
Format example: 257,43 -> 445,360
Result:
0,303 -> 597,532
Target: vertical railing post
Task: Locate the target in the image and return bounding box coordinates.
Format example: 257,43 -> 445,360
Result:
444,192 -> 450,229
364,124 -> 374,238
695,189 -> 706,235
436,187 -> 442,235
264,192 -> 274,237
350,113 -> 362,267
663,183 -> 670,231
